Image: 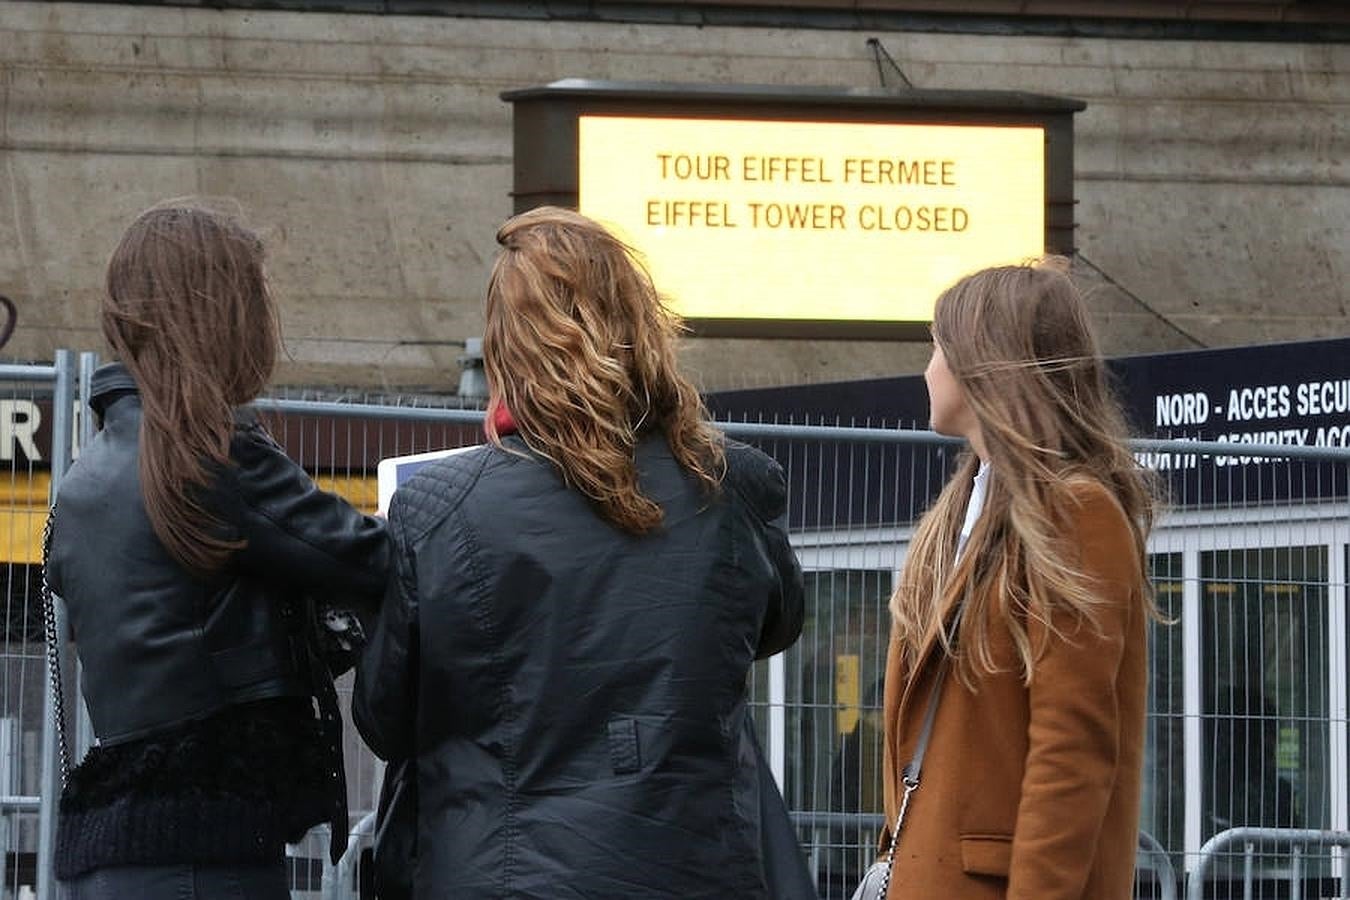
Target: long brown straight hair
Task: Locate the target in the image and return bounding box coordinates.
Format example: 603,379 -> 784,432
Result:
891,260 -> 1156,684
483,206 -> 724,534
102,201 -> 279,574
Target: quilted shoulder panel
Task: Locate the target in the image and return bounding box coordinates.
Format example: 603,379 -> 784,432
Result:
389,445 -> 495,543
722,439 -> 788,522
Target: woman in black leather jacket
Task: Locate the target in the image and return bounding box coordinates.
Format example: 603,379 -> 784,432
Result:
354,206 -> 812,899
47,201 -> 389,899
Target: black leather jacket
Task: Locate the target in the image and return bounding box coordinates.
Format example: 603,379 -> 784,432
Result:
48,363 -> 389,876
354,435 -> 806,899
50,363 -> 389,743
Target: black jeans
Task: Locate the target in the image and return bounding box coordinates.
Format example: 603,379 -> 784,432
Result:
58,859 -> 289,900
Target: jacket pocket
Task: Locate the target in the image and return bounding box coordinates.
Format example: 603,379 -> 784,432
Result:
959,833 -> 1012,877
607,716 -> 642,774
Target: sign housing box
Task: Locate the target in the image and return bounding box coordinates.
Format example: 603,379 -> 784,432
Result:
502,80 -> 1085,340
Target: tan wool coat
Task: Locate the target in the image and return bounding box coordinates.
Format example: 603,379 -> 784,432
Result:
880,482 -> 1148,900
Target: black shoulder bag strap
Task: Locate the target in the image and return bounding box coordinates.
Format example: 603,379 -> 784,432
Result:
40,506 -> 72,786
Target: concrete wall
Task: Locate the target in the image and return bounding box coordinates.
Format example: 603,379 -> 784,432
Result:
1,2 -> 1346,392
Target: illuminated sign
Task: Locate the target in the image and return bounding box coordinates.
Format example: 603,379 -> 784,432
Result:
503,80 -> 1084,338
578,115 -> 1045,328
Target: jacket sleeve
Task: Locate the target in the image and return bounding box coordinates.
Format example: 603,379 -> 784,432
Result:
227,423 -> 390,604
1007,486 -> 1141,899
353,492 -> 419,762
748,454 -> 805,660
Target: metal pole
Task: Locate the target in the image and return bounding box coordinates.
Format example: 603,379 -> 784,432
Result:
1136,830 -> 1178,900
0,365 -> 57,382
0,813 -> 8,900
1243,842 -> 1254,900
324,811 -> 376,900
254,398 -> 487,425
768,654 -> 786,789
77,352 -> 97,447
37,350 -> 75,900
1291,844 -> 1303,900
1187,829 -> 1350,900
252,397 -> 1350,460
74,353 -> 98,760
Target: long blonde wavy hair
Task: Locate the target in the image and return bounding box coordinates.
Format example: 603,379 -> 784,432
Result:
483,206 -> 725,534
890,260 -> 1156,684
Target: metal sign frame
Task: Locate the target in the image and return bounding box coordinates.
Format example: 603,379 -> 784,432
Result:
501,79 -> 1085,340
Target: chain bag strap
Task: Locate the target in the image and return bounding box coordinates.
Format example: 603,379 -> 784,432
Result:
40,506 -> 72,786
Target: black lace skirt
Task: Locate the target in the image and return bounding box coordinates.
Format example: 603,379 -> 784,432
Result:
56,697 -> 330,879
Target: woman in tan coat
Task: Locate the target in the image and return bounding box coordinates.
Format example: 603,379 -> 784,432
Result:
874,261 -> 1155,900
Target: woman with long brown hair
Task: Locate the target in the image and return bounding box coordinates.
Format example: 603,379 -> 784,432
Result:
47,201 -> 389,898
868,260 -> 1154,899
354,206 -> 811,899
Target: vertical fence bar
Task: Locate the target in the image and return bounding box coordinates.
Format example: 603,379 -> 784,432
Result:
1329,501 -> 1349,900
768,654 -> 787,789
1183,549 -> 1203,876
77,352 -> 97,448
74,352 -> 98,762
37,350 -> 75,900
0,814 -> 7,900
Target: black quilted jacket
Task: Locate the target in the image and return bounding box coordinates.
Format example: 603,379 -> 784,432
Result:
354,434 -> 806,899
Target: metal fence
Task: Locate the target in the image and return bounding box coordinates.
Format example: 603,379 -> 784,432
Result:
0,352 -> 75,900
5,355 -> 1350,899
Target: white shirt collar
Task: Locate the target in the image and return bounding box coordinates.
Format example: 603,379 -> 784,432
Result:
955,460 -> 991,563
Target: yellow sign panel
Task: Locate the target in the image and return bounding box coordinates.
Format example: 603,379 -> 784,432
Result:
578,115 -> 1046,326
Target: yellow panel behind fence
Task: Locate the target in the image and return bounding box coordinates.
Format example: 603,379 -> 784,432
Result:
312,474 -> 379,515
836,653 -> 861,736
0,472 -> 51,565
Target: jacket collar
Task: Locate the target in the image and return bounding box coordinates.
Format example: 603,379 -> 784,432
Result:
91,362 -> 137,397
89,362 -> 139,418
89,362 -> 262,429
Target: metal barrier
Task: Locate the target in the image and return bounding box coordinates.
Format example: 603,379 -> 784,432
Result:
1139,829 -> 1180,900
0,352 -> 75,900
1184,828 -> 1350,900
254,397 -> 1350,900
9,374 -> 1350,897
248,397 -> 1350,899
323,813 -> 374,900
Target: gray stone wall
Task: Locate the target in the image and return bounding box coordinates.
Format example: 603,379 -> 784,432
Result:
2,2 -> 1345,392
